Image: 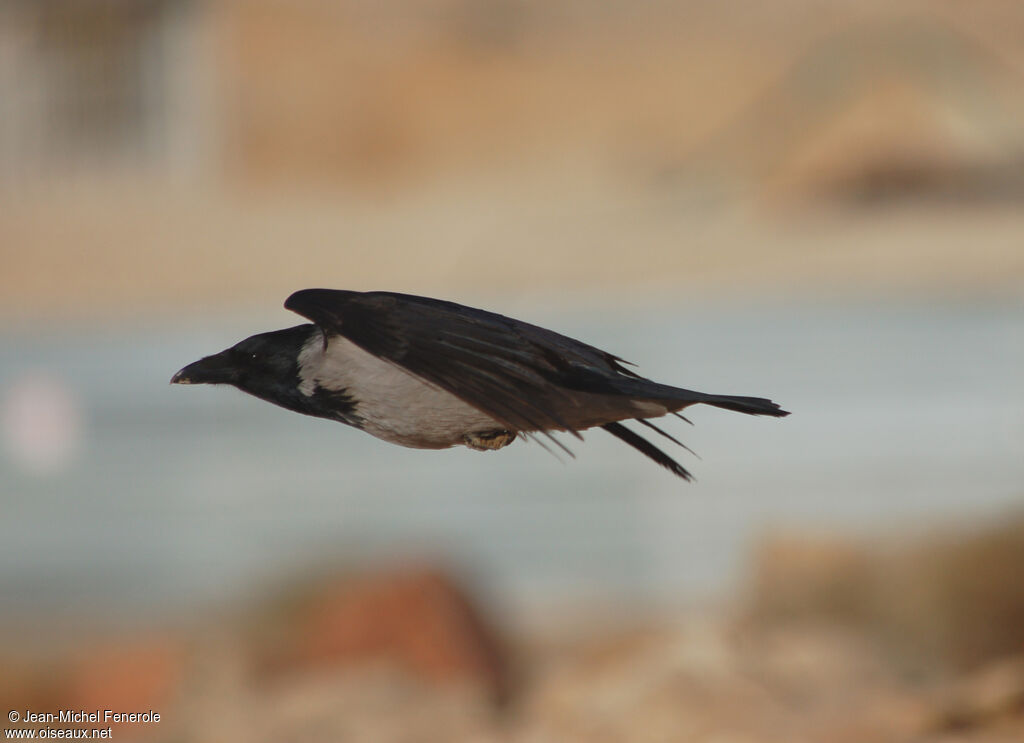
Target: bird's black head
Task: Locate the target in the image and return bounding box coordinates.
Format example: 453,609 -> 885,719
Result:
171,325 -> 320,406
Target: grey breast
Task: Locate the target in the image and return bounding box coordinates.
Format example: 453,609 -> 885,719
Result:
297,334 -> 505,449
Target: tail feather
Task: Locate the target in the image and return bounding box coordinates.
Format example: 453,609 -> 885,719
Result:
636,418 -> 697,457
698,394 -> 790,418
604,377 -> 789,418
601,422 -> 693,481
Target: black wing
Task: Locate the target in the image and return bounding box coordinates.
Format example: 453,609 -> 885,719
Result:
284,289 -> 653,436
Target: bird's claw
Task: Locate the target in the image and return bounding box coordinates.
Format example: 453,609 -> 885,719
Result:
463,430 -> 517,451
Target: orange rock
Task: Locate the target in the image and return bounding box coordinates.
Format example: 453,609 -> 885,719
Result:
65,635 -> 186,738
268,568 -> 509,702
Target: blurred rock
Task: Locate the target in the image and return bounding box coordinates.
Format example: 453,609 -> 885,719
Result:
738,624 -> 895,701
252,665 -> 500,743
877,518 -> 1024,673
746,513 -> 1024,675
523,619 -> 792,743
66,635 -> 187,739
0,655 -> 71,727
256,568 -> 509,703
747,531 -> 876,625
930,655 -> 1024,733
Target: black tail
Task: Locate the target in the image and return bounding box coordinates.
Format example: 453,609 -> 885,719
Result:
605,377 -> 789,419
598,388 -> 788,480
698,394 -> 789,417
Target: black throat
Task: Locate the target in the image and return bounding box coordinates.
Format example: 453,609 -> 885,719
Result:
234,325 -> 362,428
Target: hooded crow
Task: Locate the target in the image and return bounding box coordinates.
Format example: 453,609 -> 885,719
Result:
171,290 -> 789,480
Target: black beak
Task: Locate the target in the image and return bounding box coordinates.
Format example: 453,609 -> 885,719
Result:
170,351 -> 238,385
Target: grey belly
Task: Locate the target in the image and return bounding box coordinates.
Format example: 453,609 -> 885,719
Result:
356,391 -> 506,449
303,335 -> 505,449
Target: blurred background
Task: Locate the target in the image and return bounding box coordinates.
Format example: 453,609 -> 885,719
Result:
2,1 -> 1023,741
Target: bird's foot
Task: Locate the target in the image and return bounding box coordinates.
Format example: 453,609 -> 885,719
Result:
463,430 -> 517,451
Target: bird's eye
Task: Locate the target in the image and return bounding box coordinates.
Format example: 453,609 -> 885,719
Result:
250,352 -> 259,361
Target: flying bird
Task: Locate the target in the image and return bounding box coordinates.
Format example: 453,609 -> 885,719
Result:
171,290 -> 788,480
